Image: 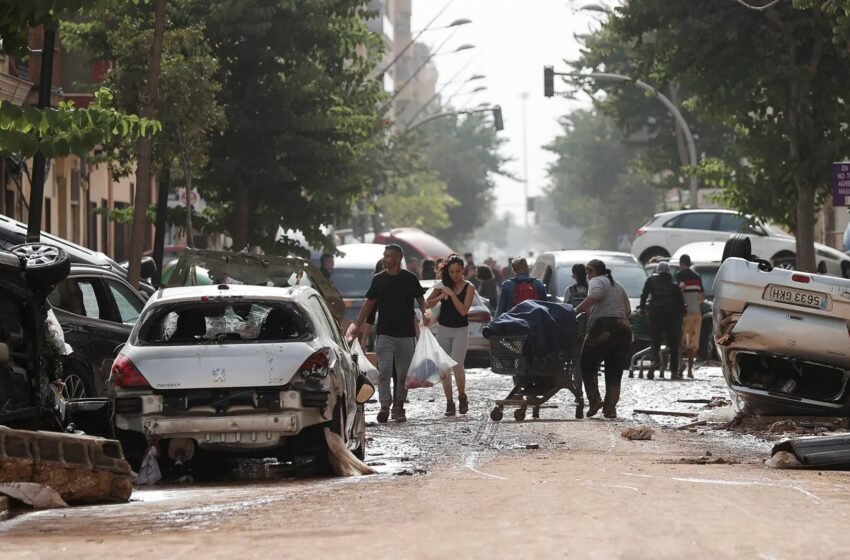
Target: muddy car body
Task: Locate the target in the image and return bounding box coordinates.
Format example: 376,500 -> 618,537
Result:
714,249 -> 850,416
111,284 -> 366,468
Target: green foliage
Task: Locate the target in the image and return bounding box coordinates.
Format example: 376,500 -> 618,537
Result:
416,112 -> 509,247
195,0 -> 388,252
0,0 -> 112,57
544,110 -> 660,249
62,1 -> 224,183
379,171 -> 457,232
0,88 -> 161,157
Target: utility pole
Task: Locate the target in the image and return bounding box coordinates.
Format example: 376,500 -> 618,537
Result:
27,25 -> 57,242
521,92 -> 530,228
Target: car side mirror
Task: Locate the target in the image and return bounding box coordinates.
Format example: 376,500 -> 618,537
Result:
0,342 -> 9,365
355,373 -> 375,405
140,257 -> 158,280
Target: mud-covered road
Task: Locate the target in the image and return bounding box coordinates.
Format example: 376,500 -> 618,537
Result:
4,366 -> 850,559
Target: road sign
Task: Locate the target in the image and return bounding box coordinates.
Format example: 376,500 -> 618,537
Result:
833,162 -> 850,206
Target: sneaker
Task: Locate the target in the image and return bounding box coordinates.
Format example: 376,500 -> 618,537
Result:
688,370 -> 694,379
458,393 -> 469,415
445,401 -> 456,416
377,407 -> 389,423
391,407 -> 407,423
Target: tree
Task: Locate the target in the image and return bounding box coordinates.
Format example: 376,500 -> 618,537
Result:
64,3 -> 225,250
417,112 -> 509,248
544,110 -> 659,249
198,0 -> 387,254
612,0 -> 850,271
378,171 -> 457,232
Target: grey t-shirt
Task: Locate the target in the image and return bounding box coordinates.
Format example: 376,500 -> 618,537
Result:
587,276 -> 630,323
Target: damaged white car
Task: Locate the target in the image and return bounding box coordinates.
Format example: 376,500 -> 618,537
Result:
110,283 -> 372,471
713,235 -> 850,416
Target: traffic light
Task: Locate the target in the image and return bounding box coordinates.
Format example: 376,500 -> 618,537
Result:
544,66 -> 555,98
492,105 -> 504,131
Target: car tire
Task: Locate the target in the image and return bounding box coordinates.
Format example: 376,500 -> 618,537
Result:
721,234 -> 752,262
61,359 -> 96,400
639,247 -> 670,264
10,243 -> 71,289
115,428 -> 148,472
772,254 -> 797,270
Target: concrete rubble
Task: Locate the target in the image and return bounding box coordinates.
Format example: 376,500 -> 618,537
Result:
0,426 -> 132,504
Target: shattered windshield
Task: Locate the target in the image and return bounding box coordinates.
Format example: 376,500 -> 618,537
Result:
137,301 -> 312,345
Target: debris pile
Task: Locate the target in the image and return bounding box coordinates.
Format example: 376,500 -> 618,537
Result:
621,425 -> 655,441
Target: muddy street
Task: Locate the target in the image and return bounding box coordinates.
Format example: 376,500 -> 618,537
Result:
4,367 -> 850,559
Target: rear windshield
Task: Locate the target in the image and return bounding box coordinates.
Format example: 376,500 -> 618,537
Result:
136,300 -> 312,345
331,268 -> 375,298
557,264 -> 647,298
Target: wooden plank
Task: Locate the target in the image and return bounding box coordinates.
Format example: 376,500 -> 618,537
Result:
633,409 -> 699,418
676,420 -> 708,430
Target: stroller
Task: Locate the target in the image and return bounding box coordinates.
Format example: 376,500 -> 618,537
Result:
484,301 -> 581,421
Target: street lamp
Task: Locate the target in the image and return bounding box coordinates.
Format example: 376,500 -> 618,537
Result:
385,42 -> 476,108
407,105 -> 503,132
404,69 -> 485,127
379,18 -> 472,75
579,3 -> 613,15
543,66 -> 700,207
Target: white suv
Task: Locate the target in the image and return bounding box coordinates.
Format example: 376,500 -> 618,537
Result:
632,209 -> 850,277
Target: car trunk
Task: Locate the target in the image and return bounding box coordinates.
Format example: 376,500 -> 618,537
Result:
130,341 -> 319,389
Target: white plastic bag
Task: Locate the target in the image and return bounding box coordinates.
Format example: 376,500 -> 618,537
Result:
405,328 -> 457,389
136,445 -> 162,486
350,339 -> 379,383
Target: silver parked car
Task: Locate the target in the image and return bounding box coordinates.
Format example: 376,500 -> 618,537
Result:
713,235 -> 850,416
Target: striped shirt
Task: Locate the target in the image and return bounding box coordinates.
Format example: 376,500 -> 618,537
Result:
675,268 -> 704,316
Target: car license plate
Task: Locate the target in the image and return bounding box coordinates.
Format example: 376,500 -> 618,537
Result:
763,284 -> 829,310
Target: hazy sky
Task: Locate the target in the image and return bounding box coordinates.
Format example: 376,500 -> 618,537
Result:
411,0 -> 599,224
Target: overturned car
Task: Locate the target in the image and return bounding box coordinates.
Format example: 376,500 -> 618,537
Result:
714,235 -> 850,416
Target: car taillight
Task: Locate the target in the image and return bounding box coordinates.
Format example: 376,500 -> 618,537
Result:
299,349 -> 332,379
111,355 -> 151,389
635,227 -> 647,238
468,311 -> 492,323
791,274 -> 810,283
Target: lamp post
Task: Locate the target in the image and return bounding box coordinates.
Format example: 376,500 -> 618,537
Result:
544,67 -> 700,208
385,42 -> 476,109
407,105 -> 503,133
379,17 -> 472,76
521,92 -> 530,228
403,64 -> 484,127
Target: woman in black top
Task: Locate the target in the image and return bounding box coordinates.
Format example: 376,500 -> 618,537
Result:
427,254 -> 475,416
563,263 -> 589,418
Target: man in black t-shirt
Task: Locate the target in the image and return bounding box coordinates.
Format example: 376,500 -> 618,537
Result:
347,244 -> 429,423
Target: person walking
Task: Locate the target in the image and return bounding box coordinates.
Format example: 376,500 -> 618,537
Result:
420,258 -> 437,280
639,261 -> 685,380
347,244 -> 429,423
494,257 -> 547,318
426,254 -> 475,416
464,253 -> 479,289
675,254 -> 705,378
574,259 -> 632,419
564,263 -> 589,418
476,265 -> 499,309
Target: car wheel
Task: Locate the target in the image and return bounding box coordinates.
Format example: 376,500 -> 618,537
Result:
721,234 -> 752,262
61,361 -> 95,400
772,253 -> 796,270
10,243 -> 71,289
639,247 -> 670,264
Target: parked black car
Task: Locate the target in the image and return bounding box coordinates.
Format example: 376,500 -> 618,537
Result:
46,264 -> 146,398
0,243 -> 72,429
0,213 -> 157,295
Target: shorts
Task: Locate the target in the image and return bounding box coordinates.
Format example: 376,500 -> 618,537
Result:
682,314 -> 702,354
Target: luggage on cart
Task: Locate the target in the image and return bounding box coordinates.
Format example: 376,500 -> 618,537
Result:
484,300 -> 581,421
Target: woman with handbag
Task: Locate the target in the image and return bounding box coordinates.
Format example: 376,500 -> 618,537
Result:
426,254 -> 475,416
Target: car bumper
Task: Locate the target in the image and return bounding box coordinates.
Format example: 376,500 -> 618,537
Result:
114,390 -> 334,450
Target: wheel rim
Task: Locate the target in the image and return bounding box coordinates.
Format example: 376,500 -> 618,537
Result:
774,261 -> 795,270
13,244 -> 61,265
62,373 -> 88,399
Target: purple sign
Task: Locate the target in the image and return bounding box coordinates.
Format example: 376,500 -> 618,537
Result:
834,162 -> 850,206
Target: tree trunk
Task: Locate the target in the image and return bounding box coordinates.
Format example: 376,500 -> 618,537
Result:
796,182 -> 816,272
127,0 -> 167,288
231,182 -> 250,251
